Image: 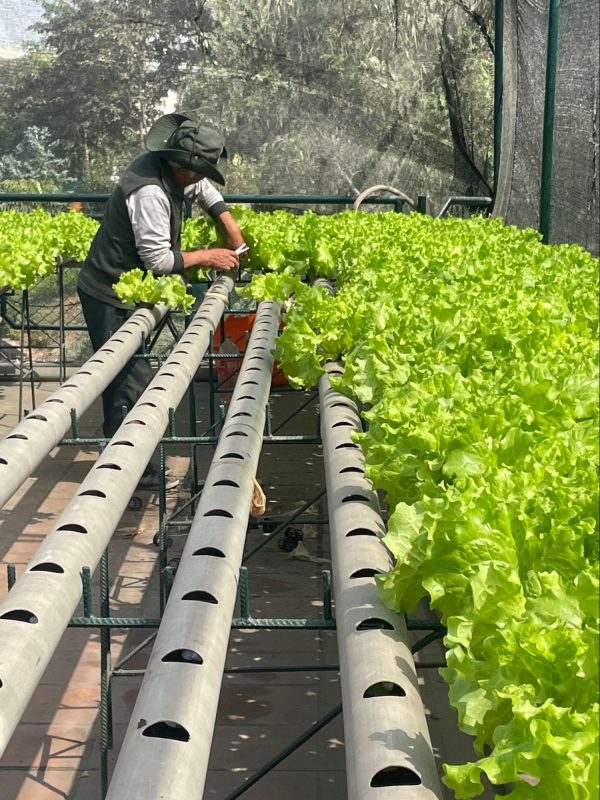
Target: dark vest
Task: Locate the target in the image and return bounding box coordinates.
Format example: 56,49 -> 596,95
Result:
78,153 -> 184,306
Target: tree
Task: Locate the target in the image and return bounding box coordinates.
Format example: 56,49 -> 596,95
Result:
0,0 -> 202,187
0,125 -> 69,191
179,0 -> 494,204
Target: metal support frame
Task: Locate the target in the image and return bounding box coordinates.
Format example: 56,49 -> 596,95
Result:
1,269 -> 449,796
0,276 -> 233,755
0,302 -> 168,510
320,363 -> 442,799
539,0 -> 561,243
105,299 -> 281,799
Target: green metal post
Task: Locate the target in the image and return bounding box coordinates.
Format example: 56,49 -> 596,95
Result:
7,564 -> 16,590
539,0 -> 561,243
494,0 -> 504,197
416,195 -> 428,214
99,549 -> 112,798
224,704 -> 342,799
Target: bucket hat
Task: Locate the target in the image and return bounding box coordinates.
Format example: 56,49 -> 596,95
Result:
145,112 -> 227,185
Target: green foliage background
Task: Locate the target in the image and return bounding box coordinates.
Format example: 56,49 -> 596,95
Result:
0,0 -> 494,206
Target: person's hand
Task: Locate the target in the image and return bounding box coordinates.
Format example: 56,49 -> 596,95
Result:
205,248 -> 240,270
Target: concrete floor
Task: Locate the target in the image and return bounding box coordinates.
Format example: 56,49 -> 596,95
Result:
0,375 -> 488,800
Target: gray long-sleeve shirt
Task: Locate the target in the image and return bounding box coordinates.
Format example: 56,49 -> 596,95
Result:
126,179 -> 227,275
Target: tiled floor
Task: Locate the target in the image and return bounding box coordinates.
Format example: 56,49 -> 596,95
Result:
0,376 -> 488,800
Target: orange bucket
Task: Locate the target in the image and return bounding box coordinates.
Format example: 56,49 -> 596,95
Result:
213,312 -> 287,388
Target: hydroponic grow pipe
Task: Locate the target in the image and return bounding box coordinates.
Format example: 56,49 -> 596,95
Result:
0,275 -> 233,757
105,300 -> 280,800
0,302 -> 167,511
319,363 -> 442,799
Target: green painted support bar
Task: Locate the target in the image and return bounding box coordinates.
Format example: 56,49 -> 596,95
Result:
494,0 -> 505,196
224,704 -> 342,799
242,489 -> 327,562
0,192 -> 405,207
539,0 -> 561,243
6,564 -> 16,591
81,567 -> 93,618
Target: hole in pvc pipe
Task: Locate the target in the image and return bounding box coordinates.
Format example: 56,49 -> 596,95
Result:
125,419 -> 147,426
332,421 -> 353,428
100,349 -> 114,354
351,568 -> 381,579
232,412 -> 251,418
142,721 -> 190,742
226,431 -> 248,437
331,402 -> 353,409
46,399 -> 65,404
247,367 -> 261,372
221,453 -> 244,460
112,440 -> 134,447
340,466 -> 365,474
193,547 -> 225,558
0,458 -> 6,465
97,463 -> 122,471
161,372 -> 175,377
336,443 -> 360,450
214,480 -> 239,488
152,386 -> 167,391
112,339 -> 124,344
242,381 -> 258,386
161,649 -> 203,664
61,384 -> 77,388
346,528 -> 378,537
30,562 -> 64,574
78,371 -> 92,376
79,489 -> 107,498
237,396 -> 255,401
137,402 -> 157,408
370,767 -> 421,787
88,359 -> 103,364
357,618 -> 394,631
0,609 -> 38,624
342,494 -> 370,503
363,682 -> 406,698
249,356 -> 263,360
182,590 -> 218,604
7,434 -> 27,440
204,509 -> 233,518
57,523 -> 88,534
26,414 -> 47,421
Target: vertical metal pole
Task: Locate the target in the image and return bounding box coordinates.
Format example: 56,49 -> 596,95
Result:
7,564 -> 16,590
493,0 -> 504,197
24,290 -> 36,413
58,259 -> 66,384
158,441 -> 168,615
208,333 -> 216,433
100,549 -> 112,799
187,366 -> 199,498
416,195 -> 428,214
539,0 -> 561,243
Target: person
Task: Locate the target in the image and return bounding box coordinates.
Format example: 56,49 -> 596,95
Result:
77,112 -> 246,488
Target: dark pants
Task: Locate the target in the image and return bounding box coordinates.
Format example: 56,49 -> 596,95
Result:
78,288 -> 154,438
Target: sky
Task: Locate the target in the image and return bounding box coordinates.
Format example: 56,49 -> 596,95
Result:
0,0 -> 41,47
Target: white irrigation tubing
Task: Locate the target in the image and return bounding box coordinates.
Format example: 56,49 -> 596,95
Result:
0,302 -> 168,511
105,300 -> 280,800
0,275 -> 233,756
320,363 -> 442,799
